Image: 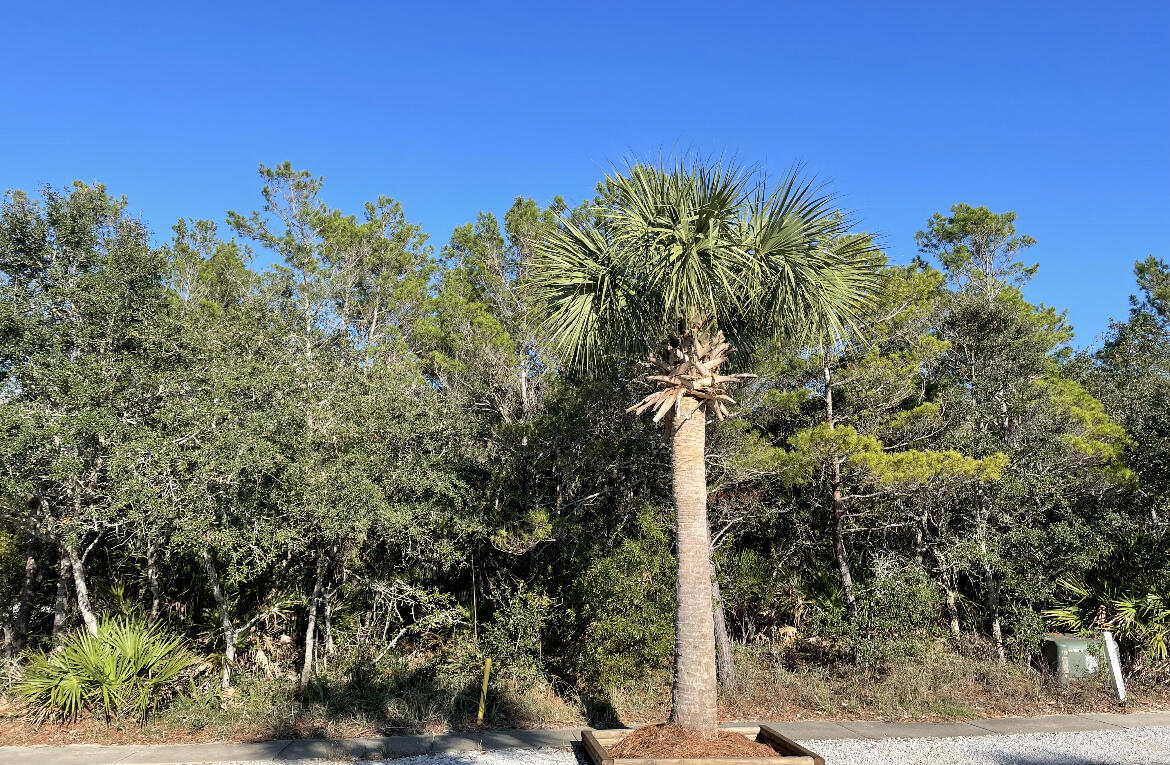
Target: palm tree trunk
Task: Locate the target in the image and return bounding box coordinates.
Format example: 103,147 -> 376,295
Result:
668,397 -> 718,738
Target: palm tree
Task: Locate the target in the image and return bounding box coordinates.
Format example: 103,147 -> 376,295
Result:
530,159 -> 876,737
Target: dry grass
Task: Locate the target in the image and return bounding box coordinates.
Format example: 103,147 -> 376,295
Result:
2,645 -> 1167,746
608,645 -> 1170,725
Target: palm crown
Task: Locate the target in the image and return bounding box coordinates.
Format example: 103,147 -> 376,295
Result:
531,159 -> 877,372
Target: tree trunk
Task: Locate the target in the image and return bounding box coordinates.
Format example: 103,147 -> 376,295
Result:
976,501 -> 1005,663
668,398 -> 718,738
146,539 -> 162,624
300,550 -> 326,691
202,549 -> 237,689
64,543 -> 99,636
324,588 -> 334,660
985,561 -> 1006,663
706,524 -> 735,689
932,549 -> 961,641
6,534 -> 40,655
712,576 -> 736,689
914,512 -> 926,567
944,577 -> 961,641
471,553 -> 479,642
824,364 -> 858,622
52,551 -> 71,642
830,476 -> 859,623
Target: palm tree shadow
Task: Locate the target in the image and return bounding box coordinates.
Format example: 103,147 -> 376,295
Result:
569,742 -> 594,765
992,755 -> 1132,765
579,688 -> 622,730
272,664 -> 631,739
274,664 -> 483,737
571,690 -> 624,765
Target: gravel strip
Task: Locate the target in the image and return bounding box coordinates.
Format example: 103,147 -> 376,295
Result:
211,727 -> 1170,765
805,725 -> 1170,764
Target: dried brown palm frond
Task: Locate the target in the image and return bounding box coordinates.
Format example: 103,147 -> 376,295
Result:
626,326 -> 756,423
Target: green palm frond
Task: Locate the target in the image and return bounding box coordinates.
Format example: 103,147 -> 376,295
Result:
1044,606 -> 1090,634
15,615 -> 196,722
740,188 -> 875,346
527,218 -> 642,369
530,157 -> 878,369
1044,578 -> 1170,664
607,161 -> 753,322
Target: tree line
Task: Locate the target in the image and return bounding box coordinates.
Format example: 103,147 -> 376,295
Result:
1,162 -> 1166,710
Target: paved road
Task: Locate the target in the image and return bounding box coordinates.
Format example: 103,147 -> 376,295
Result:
2,712 -> 1169,765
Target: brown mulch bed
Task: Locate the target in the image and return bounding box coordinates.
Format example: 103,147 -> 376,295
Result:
0,717 -> 279,747
608,724 -> 779,759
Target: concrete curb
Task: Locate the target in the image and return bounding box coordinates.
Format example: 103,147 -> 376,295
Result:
1,713 -> 1168,764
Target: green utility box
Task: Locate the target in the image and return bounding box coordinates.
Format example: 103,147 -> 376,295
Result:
1042,633 -> 1102,686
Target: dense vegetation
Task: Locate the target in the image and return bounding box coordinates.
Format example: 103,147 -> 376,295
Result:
1,164 -> 1166,730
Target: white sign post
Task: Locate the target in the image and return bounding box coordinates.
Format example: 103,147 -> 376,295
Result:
1103,630 -> 1126,702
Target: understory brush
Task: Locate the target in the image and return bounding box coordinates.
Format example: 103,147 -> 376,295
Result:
15,616 -> 196,722
5,636 -> 1165,745
716,641 -> 1147,722
162,639 -> 583,738
803,558 -> 945,667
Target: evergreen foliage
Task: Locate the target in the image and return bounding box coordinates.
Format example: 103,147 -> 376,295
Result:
0,170 -> 1166,724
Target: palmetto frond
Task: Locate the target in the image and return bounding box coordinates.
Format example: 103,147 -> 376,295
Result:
1044,578 -> 1170,664
736,175 -> 875,346
531,158 -> 877,372
16,615 -> 195,722
525,219 -> 637,370
607,161 -> 754,326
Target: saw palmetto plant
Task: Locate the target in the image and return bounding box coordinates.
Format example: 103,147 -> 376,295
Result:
16,615 -> 196,722
530,158 -> 877,736
1046,577 -> 1170,666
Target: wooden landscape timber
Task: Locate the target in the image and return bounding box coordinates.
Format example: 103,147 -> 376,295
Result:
581,725 -> 825,765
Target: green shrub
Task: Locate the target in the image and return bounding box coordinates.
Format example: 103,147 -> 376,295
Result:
1003,599 -> 1047,663
481,585 -> 554,675
574,509 -> 675,686
854,558 -> 943,666
16,615 -> 196,722
805,558 -> 942,667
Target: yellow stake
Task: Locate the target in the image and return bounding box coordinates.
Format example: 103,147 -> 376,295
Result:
477,657 -> 492,726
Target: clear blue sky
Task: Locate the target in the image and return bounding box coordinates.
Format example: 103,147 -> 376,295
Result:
2,2 -> 1167,346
